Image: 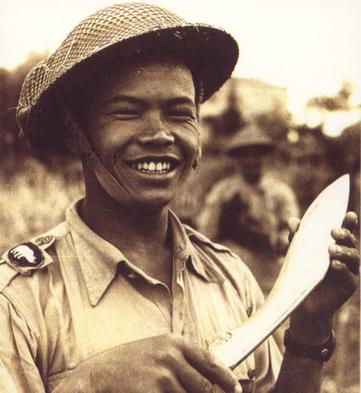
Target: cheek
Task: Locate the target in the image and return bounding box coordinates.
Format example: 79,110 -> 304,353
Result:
88,122 -> 132,160
180,133 -> 199,164
175,124 -> 200,160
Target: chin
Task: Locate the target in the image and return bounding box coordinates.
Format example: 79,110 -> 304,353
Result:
132,190 -> 176,211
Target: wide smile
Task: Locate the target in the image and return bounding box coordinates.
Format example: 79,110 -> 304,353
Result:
125,156 -> 179,176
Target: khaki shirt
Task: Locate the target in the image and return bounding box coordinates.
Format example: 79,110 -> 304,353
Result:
0,201 -> 281,393
198,172 -> 300,250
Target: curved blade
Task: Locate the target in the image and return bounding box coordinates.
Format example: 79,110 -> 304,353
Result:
212,174 -> 350,369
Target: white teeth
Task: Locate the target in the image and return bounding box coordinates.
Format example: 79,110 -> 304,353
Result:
130,159 -> 174,174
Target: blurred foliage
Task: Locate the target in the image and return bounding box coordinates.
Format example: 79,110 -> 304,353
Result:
0,156 -> 83,251
0,54 -> 359,393
212,79 -> 247,136
0,53 -> 47,156
307,81 -> 355,111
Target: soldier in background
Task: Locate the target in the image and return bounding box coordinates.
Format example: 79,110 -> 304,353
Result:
198,124 -> 300,293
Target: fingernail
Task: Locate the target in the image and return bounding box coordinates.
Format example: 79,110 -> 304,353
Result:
333,260 -> 343,269
333,228 -> 343,237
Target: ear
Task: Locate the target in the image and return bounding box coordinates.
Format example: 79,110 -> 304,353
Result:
192,144 -> 202,170
62,108 -> 92,157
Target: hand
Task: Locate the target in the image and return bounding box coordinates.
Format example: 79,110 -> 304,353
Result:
289,211 -> 359,344
55,334 -> 242,393
275,228 -> 290,255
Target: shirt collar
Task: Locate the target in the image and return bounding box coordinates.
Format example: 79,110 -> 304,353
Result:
66,201 -> 224,306
66,200 -> 127,306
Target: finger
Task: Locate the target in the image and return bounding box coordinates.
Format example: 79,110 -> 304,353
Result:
288,216 -> 300,235
287,216 -> 300,243
331,227 -> 358,248
328,259 -> 359,296
182,343 -> 241,393
341,211 -> 358,232
328,244 -> 360,275
175,362 -> 214,393
163,377 -> 188,393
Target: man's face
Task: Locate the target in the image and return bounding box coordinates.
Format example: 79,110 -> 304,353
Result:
234,150 -> 266,184
85,58 -> 199,208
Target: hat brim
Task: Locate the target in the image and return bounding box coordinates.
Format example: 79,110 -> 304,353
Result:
19,24 -> 238,154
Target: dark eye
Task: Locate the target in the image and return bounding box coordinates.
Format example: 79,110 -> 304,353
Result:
106,109 -> 139,119
104,103 -> 141,119
166,108 -> 196,121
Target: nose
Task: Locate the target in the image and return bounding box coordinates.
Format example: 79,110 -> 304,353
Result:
137,113 -> 175,146
138,130 -> 175,146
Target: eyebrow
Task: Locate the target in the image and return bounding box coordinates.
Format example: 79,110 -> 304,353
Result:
105,95 -> 144,106
165,97 -> 196,106
105,95 -> 195,107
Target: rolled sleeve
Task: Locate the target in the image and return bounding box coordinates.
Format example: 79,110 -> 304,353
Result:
0,294 -> 45,393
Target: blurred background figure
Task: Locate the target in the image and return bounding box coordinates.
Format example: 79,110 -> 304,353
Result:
197,124 -> 300,294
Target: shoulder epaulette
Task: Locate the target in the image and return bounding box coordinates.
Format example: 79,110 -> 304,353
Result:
0,223 -> 68,292
0,233 -> 55,278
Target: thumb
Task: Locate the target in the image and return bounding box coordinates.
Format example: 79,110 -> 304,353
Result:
288,216 -> 300,243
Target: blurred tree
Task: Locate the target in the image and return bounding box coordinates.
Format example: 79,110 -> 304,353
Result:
325,121 -> 361,219
254,106 -> 292,170
307,80 -> 355,111
286,126 -> 334,213
0,52 -> 46,158
213,78 -> 246,136
328,121 -> 360,173
255,105 -> 290,141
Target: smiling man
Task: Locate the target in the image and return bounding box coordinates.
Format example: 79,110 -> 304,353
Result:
0,3 -> 359,393
74,56 -> 200,289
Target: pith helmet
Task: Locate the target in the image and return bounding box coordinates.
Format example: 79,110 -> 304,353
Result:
16,2 -> 239,154
226,124 -> 274,156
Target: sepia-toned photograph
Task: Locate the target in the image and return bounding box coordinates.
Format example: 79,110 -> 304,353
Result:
0,1 -> 360,392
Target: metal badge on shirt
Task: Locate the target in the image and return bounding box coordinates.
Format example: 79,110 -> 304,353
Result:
8,242 -> 44,268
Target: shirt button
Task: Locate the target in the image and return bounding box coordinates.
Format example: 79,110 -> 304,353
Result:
225,331 -> 232,341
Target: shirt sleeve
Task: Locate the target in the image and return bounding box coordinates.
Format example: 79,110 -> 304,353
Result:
197,176 -> 241,240
266,177 -> 300,225
0,293 -> 45,393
